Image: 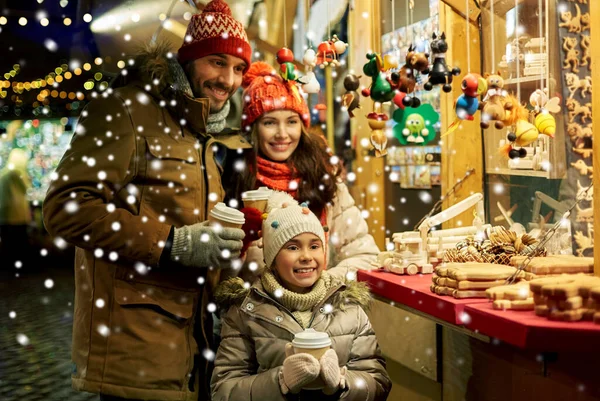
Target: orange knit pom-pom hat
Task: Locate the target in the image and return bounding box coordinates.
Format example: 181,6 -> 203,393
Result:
178,0 -> 252,72
241,61 -> 311,132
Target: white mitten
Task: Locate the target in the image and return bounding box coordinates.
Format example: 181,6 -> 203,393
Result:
279,343 -> 321,394
319,349 -> 347,395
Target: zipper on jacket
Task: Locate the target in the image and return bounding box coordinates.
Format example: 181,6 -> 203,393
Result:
249,287 -> 306,329
197,135 -> 210,219
307,283 -> 344,328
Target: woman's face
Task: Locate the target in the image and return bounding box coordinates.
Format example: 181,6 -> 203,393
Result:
274,233 -> 325,294
256,110 -> 302,162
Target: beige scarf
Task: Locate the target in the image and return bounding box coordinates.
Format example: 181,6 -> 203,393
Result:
261,271 -> 333,328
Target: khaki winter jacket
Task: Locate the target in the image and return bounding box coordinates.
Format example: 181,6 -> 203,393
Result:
245,182 -> 380,280
42,42 -> 250,401
211,277 -> 391,401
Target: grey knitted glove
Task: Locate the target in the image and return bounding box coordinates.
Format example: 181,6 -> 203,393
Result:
170,221 -> 244,268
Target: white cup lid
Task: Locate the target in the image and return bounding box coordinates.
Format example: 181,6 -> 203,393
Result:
209,202 -> 245,225
242,187 -> 273,201
292,328 -> 331,349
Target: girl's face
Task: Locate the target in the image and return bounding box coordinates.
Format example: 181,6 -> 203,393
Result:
256,110 -> 302,162
273,233 -> 325,293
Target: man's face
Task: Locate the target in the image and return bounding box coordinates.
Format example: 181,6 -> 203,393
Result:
187,54 -> 247,113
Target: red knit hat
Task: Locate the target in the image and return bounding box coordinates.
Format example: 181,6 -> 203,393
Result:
241,61 -> 311,132
178,0 -> 252,71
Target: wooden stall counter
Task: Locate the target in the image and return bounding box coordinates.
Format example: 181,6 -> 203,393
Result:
357,269 -> 489,325
464,302 -> 600,352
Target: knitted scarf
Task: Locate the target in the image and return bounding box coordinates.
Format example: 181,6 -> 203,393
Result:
256,156 -> 301,197
206,100 -> 230,134
255,156 -> 328,227
261,270 -> 333,328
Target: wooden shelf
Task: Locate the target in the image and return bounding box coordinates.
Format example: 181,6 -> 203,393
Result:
486,168 -> 551,178
503,76 -> 546,85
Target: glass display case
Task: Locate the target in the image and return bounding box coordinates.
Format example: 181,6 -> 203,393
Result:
481,0 -> 566,179
479,0 -> 593,257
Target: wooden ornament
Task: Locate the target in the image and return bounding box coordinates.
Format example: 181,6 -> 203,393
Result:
562,36 -> 580,73
565,73 -> 592,98
571,160 -> 593,177
575,205 -> 593,223
566,98 -> 592,123
574,230 -> 593,257
558,4 -> 583,33
566,122 -> 593,142
573,148 -> 593,158
580,34 -> 591,70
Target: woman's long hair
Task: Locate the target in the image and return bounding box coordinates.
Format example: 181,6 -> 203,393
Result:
225,122 -> 342,218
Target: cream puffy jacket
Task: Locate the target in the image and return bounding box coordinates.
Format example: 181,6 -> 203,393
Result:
245,183 -> 380,280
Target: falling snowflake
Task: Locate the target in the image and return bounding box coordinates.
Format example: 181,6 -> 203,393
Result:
65,200 -> 79,213
44,38 -> 58,52
97,324 -> 110,337
458,312 -> 471,324
203,348 -> 215,361
44,279 -> 54,289
135,263 -> 148,275
16,334 -> 30,346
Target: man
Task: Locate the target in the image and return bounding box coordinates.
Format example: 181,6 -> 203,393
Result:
43,1 -> 252,400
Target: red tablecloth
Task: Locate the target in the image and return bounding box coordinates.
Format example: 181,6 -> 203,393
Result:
463,302 -> 600,351
357,269 -> 489,325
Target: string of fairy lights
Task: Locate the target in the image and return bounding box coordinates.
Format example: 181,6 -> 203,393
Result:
0,9 -> 138,116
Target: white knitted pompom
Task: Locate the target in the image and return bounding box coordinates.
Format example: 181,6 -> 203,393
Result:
265,190 -> 298,213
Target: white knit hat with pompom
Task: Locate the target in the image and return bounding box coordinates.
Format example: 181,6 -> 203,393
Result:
262,191 -> 326,268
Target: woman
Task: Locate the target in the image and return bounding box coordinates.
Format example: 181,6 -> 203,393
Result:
226,61 -> 379,281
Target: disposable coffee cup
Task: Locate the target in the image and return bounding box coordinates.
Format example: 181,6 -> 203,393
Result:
208,202 -> 245,229
292,329 -> 332,390
242,187 -> 272,213
292,328 -> 332,358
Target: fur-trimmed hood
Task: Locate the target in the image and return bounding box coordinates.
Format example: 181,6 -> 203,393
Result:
112,40 -> 193,99
215,275 -> 372,312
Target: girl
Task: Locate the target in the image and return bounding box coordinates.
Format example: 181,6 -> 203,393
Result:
211,192 -> 391,401
226,61 -> 380,281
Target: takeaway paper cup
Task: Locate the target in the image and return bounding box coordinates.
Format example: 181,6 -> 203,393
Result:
208,203 -> 245,229
242,187 -> 272,213
292,328 -> 332,359
292,329 -> 332,390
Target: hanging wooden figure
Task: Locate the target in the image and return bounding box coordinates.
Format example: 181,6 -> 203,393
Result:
276,47 -> 302,101
392,103 -> 439,145
443,73 -> 488,137
362,53 -> 395,103
395,45 -> 430,108
367,112 -> 389,157
529,88 -> 560,137
498,93 -> 553,159
299,48 -> 321,94
480,72 -> 513,129
424,32 -> 461,92
342,73 -> 362,118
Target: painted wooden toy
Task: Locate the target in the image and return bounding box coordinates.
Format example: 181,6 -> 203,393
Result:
424,32 -> 461,92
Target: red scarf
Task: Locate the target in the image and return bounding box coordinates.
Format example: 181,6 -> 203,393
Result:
255,156 -> 329,228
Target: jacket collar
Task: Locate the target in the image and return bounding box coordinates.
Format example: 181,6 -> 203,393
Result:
111,40 -> 211,135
